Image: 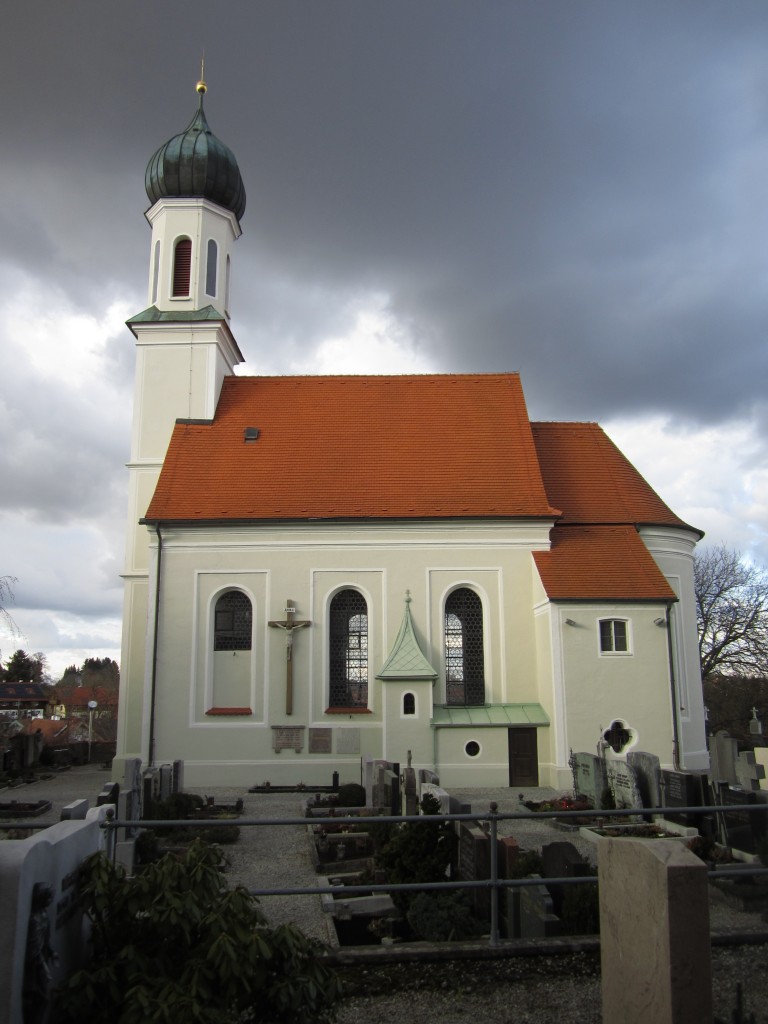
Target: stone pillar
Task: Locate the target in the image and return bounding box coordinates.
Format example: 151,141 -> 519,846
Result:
599,838 -> 711,1024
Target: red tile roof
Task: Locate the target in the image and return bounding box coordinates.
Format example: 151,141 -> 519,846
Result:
145,374 -> 559,522
531,421 -> 694,529
533,525 -> 677,601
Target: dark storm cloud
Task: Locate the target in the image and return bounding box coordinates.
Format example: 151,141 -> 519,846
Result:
3,1 -> 767,429
3,0 -> 768,668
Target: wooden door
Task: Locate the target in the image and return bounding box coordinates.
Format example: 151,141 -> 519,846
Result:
508,728 -> 539,787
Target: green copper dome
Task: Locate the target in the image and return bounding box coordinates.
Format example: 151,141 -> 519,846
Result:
145,95 -> 246,223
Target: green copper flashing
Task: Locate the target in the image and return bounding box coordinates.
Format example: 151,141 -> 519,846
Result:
127,305 -> 224,325
431,704 -> 550,728
376,592 -> 438,681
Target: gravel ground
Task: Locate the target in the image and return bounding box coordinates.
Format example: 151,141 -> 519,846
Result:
6,769 -> 768,1022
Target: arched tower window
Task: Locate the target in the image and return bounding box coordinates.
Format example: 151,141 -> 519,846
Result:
172,238 -> 192,297
445,588 -> 485,706
403,692 -> 416,716
151,240 -> 161,304
205,239 -> 218,297
329,590 -> 368,708
225,254 -> 232,315
214,591 -> 252,651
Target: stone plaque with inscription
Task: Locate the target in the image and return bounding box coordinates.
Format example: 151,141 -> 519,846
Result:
308,728 -> 333,754
336,728 -> 360,754
271,726 -> 305,753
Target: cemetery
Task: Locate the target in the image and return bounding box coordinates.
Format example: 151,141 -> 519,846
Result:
1,734 -> 768,1023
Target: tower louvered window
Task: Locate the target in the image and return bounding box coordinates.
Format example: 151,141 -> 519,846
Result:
214,591 -> 252,651
329,590 -> 368,707
172,238 -> 192,297
445,588 -> 485,706
206,239 -> 217,297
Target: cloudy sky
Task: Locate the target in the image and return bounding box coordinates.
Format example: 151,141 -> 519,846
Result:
2,1 -> 768,680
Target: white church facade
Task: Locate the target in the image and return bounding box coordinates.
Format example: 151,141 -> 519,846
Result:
115,83 -> 708,789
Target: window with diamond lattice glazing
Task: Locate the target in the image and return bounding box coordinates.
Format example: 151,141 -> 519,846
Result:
329,590 -> 368,707
214,591 -> 252,651
445,588 -> 485,705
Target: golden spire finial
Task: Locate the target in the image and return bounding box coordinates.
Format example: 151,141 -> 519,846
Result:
196,55 -> 207,95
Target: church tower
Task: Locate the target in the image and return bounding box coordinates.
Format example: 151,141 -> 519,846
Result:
115,78 -> 246,773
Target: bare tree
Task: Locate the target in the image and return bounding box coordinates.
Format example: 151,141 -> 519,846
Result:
694,544 -> 768,679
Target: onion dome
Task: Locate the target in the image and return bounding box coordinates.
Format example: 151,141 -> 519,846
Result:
145,82 -> 246,223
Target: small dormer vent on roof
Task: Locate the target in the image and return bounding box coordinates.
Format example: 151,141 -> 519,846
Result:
244,427 -> 260,442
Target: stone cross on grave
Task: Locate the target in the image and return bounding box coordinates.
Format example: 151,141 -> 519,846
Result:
268,601 -> 311,716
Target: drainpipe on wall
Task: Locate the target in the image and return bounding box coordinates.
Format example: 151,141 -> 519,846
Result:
147,524 -> 163,768
663,599 -> 682,770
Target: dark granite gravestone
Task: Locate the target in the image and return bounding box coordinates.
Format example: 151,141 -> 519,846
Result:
627,751 -> 662,810
541,841 -> 592,919
660,770 -> 706,828
402,766 -> 418,815
517,875 -> 561,939
457,822 -> 490,920
709,730 -> 739,785
716,783 -> 767,854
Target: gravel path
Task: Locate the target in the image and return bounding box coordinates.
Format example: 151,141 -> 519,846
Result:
7,770 -> 768,1022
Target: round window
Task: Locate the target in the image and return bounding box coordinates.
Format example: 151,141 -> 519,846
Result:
465,740 -> 480,757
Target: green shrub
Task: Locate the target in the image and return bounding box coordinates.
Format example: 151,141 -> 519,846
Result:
560,882 -> 600,935
144,791 -> 206,821
336,782 -> 366,807
406,891 -> 482,942
375,793 -> 457,912
56,840 -> 341,1024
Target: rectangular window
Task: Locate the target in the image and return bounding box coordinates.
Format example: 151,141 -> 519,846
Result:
599,619 -> 629,654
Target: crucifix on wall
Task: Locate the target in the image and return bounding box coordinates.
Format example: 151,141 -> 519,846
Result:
268,600 -> 311,716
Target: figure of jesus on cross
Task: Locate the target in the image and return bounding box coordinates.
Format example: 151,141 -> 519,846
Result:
268,600 -> 311,715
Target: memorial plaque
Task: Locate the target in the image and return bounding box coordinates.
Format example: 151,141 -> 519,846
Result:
336,728 -> 360,754
308,728 -> 333,754
271,726 -> 305,752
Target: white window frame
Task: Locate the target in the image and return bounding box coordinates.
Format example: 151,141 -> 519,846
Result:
598,617 -> 632,656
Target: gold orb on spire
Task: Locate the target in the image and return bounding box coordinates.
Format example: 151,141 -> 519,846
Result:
196,55 -> 207,95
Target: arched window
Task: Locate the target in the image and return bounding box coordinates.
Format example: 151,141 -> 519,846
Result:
403,692 -> 416,716
151,240 -> 160,304
225,254 -> 231,315
205,239 -> 217,297
329,590 -> 368,707
172,238 -> 192,297
445,588 -> 485,706
214,591 -> 252,651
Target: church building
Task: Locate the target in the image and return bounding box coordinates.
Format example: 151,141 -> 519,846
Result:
115,83 -> 708,789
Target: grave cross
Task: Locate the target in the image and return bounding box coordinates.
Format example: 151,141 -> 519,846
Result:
268,601 -> 311,716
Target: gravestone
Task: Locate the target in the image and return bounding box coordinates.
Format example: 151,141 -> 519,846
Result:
118,757 -> 142,841
60,799 -> 89,821
517,875 -> 561,938
0,805 -> 115,1024
599,838 -> 711,1023
572,752 -> 608,809
418,768 -> 440,787
363,757 -> 389,806
420,782 -> 451,813
708,730 -> 739,785
96,781 -> 119,807
606,759 -> 642,810
716,783 -> 767,855
402,766 -> 418,815
735,750 -> 766,792
172,759 -> 184,793
159,763 -> 173,801
661,770 -> 707,829
457,822 -> 490,920
541,841 -> 592,920
627,751 -> 662,811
